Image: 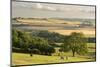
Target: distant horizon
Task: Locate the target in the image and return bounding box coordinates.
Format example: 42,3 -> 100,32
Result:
12,17 -> 95,20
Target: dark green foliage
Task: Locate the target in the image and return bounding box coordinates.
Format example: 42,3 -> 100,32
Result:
28,38 -> 55,55
12,28 -> 19,48
12,28 -> 55,55
87,37 -> 96,43
62,32 -> 88,57
12,47 -> 29,53
12,28 -> 32,49
32,31 -> 65,43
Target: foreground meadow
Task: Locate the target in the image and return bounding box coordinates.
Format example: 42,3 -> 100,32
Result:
12,43 -> 95,66
12,52 -> 94,66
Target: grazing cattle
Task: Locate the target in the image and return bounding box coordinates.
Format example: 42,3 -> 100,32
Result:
60,56 -> 64,60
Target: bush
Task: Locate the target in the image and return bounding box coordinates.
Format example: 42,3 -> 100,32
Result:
12,47 -> 28,53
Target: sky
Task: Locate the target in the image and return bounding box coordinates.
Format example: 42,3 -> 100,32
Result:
12,1 -> 95,19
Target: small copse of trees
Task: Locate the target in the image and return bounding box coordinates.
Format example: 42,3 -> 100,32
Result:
12,28 -> 55,56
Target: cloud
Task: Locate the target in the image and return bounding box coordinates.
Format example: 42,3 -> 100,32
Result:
36,3 -> 43,9
35,3 -> 56,11
45,6 -> 56,11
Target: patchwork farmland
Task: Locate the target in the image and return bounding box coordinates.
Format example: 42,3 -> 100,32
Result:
12,18 -> 96,66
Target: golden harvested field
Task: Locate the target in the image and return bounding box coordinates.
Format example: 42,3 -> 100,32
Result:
49,29 -> 95,36
16,19 -> 80,25
14,19 -> 95,37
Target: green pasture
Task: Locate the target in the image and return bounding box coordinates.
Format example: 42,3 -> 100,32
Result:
87,43 -> 96,52
12,43 -> 96,66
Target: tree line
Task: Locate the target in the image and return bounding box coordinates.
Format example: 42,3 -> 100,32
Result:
12,28 -> 88,57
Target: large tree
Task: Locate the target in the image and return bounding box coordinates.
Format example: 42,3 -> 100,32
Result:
62,32 -> 88,57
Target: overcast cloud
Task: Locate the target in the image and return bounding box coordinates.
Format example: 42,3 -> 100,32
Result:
12,1 -> 95,19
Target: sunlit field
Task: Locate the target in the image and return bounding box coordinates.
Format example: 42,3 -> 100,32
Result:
49,29 -> 95,36
12,53 -> 95,66
12,43 -> 95,66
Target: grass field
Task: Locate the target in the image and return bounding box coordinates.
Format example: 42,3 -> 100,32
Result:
12,42 -> 96,66
12,43 -> 96,66
12,53 -> 95,66
87,43 -> 96,52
